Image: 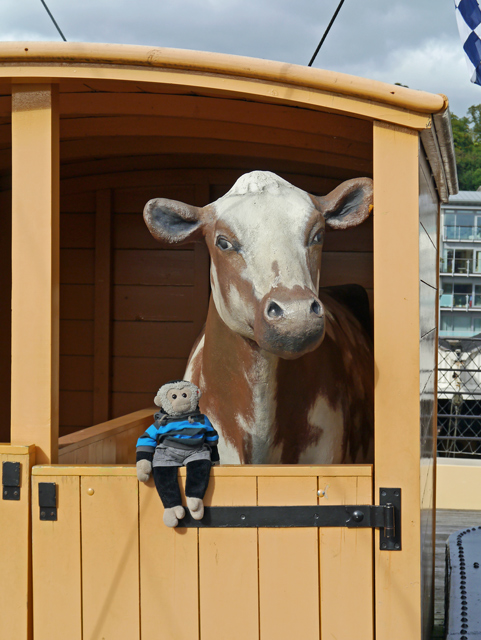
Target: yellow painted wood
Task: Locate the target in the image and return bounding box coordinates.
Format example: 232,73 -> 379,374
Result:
0,42 -> 445,115
10,83 -> 60,464
258,476 -> 319,640
80,475 -> 140,640
0,444 -> 35,455
436,460 -> 481,509
373,121 -> 421,639
58,408 -> 153,464
32,463 -> 373,477
139,477 -> 199,640
31,474 -> 81,640
319,475 -> 373,640
0,72 -> 430,132
0,446 -> 34,640
200,476 -> 259,640
58,408 -> 154,450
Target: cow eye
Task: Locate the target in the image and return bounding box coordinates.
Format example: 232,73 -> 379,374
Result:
312,229 -> 324,245
216,236 -> 233,251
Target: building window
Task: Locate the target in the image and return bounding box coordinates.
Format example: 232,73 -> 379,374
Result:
440,283 -> 452,307
456,315 -> 473,331
441,315 -> 453,331
440,314 -> 471,332
443,249 -> 475,274
441,284 -> 481,308
475,285 -> 481,307
444,210 -> 478,240
453,283 -> 472,308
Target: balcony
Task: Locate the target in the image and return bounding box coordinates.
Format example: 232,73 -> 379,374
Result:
444,225 -> 481,242
440,293 -> 481,310
440,257 -> 481,276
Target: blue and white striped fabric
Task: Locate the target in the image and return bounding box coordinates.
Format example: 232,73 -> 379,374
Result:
455,0 -> 481,85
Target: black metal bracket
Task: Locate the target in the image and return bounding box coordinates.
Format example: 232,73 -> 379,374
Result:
38,482 -> 57,521
2,461 -> 21,501
178,487 -> 401,550
379,487 -> 401,550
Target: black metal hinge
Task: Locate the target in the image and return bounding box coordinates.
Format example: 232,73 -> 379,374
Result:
38,482 -> 57,521
179,487 -> 401,551
2,461 -> 21,501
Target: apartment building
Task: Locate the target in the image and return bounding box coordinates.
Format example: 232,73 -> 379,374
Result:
440,191 -> 481,338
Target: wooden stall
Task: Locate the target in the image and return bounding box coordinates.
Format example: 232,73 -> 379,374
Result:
0,42 -> 457,639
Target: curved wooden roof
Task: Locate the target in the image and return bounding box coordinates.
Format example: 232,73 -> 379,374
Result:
0,42 -> 446,115
0,42 -> 458,197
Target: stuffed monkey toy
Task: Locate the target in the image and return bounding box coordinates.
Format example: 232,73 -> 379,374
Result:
136,380 -> 219,527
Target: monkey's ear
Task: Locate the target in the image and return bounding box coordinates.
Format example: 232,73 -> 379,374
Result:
154,392 -> 162,408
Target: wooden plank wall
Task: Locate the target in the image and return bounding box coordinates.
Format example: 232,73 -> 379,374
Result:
32,464 -> 373,640
59,180 -> 209,436
59,172 -> 373,436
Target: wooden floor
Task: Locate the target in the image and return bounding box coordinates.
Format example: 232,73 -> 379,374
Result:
432,509 -> 481,638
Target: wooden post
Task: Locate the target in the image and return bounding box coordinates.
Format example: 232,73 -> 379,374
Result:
0,444 -> 36,640
373,121 -> 421,639
93,189 -> 113,424
10,84 -> 60,464
0,190 -> 12,443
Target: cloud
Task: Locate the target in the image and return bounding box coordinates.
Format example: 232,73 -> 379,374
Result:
1,0 -> 481,115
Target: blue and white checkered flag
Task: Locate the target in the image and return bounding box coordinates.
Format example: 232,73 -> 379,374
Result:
455,0 -> 481,85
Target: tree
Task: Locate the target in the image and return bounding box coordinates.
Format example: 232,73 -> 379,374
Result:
451,106 -> 481,190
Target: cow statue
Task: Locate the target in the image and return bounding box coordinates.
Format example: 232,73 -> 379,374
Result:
144,171 -> 374,465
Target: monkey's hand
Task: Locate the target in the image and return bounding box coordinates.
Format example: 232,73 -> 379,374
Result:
136,459 -> 152,482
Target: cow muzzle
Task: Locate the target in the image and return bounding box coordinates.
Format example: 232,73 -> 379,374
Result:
254,287 -> 326,359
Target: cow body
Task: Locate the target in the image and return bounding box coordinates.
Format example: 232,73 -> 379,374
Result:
144,171 -> 374,464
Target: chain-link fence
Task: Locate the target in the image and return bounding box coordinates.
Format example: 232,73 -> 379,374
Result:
438,337 -> 481,458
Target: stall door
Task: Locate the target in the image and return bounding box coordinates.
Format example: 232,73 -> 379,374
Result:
31,465 -> 373,640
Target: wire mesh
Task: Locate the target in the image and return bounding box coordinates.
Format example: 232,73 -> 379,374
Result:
438,337 -> 481,458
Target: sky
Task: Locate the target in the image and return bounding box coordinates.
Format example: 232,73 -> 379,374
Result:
1,0 -> 480,118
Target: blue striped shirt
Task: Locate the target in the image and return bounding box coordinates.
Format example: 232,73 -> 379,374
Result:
136,414 -> 218,452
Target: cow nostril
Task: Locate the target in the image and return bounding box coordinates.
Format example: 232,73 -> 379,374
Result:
267,301 -> 284,319
310,300 -> 322,316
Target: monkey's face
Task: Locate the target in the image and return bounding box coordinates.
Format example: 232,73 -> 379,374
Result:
166,387 -> 193,414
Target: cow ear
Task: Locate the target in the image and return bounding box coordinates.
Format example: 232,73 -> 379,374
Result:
144,198 -> 204,244
314,178 -> 373,230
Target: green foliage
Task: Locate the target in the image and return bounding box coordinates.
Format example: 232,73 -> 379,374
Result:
451,106 -> 481,190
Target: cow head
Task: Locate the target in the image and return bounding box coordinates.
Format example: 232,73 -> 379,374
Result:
144,171 -> 372,359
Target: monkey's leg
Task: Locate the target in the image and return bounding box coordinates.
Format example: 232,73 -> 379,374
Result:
152,466 -> 185,527
185,459 -> 212,520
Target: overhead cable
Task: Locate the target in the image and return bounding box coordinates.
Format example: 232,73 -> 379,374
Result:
308,0 -> 346,67
39,0 -> 67,42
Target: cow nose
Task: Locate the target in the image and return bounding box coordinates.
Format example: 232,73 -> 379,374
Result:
264,297 -> 323,321
256,290 -> 326,358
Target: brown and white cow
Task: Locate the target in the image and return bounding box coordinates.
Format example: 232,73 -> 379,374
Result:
144,171 -> 374,464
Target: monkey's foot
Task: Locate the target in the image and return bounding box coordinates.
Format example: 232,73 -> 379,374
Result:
163,505 -> 185,527
186,497 -> 204,520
